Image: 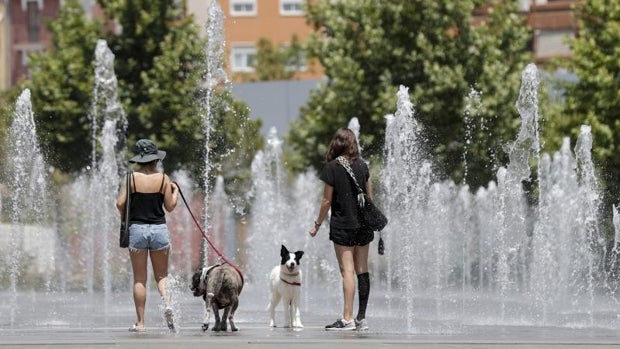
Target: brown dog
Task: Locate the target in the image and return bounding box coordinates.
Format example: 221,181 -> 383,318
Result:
190,264 -> 243,331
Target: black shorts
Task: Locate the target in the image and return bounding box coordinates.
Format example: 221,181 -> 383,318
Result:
329,227 -> 374,247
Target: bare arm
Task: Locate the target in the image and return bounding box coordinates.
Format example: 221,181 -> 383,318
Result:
366,178 -> 373,200
309,184 -> 333,237
163,174 -> 179,212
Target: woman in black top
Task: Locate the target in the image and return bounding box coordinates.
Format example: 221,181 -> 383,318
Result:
116,139 -> 179,332
309,128 -> 373,331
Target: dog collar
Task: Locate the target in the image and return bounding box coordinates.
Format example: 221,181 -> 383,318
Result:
280,277 -> 301,286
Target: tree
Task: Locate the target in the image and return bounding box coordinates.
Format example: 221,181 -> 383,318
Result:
286,0 -> 531,191
24,0 -> 101,172
23,0 -> 263,188
562,0 -> 620,207
237,35 -> 306,82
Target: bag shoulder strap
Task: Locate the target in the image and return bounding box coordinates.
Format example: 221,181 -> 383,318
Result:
125,171 -> 132,225
336,156 -> 363,193
336,156 -> 365,207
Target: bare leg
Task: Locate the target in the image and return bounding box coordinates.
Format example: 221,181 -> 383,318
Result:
150,248 -> 170,300
334,243 -> 355,322
130,250 -> 148,329
353,244 -> 369,275
150,247 -> 173,329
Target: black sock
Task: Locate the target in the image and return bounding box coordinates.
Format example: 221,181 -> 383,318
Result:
356,272 -> 370,321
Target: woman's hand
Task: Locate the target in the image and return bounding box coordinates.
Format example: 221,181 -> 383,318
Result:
309,225 -> 319,237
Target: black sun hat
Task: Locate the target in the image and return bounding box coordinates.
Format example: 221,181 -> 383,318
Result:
129,139 -> 166,163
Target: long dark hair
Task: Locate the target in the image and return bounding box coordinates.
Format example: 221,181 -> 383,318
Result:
325,128 -> 360,163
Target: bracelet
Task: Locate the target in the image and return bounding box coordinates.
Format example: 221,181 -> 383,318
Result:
314,220 -> 321,228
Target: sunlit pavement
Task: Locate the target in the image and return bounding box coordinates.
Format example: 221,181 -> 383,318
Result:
4,320 -> 620,348
4,290 -> 620,348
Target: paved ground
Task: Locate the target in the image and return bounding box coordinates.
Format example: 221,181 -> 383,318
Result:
4,322 -> 620,349
3,290 -> 620,348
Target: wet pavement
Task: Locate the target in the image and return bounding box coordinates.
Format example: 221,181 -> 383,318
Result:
4,312 -> 620,349
3,323 -> 620,348
3,289 -> 620,348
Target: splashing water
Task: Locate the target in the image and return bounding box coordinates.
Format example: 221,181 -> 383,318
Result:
380,63 -> 612,332
200,0 -> 229,267
4,89 -> 50,326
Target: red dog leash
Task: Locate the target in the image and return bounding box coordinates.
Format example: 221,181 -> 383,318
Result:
173,181 -> 244,285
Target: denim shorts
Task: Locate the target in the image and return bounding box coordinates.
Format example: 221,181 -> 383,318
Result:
129,223 -> 170,251
329,227 -> 374,247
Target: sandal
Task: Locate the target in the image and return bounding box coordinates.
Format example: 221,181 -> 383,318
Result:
128,323 -> 146,332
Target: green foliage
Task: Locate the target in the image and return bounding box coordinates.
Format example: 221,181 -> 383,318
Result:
21,0 -> 263,191
0,87 -> 22,172
99,0 -> 206,173
563,0 -> 620,206
244,35 -> 305,81
287,0 -> 531,191
23,0 -> 101,172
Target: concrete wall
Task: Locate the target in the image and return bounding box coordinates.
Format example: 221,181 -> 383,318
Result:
231,79 -> 321,137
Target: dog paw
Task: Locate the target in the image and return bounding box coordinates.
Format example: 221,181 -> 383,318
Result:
293,323 -> 304,328
269,320 -> 276,328
202,323 -> 209,332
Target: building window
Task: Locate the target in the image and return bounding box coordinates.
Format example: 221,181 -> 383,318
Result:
231,46 -> 256,72
230,0 -> 257,17
27,0 -> 40,42
280,0 -> 304,16
535,29 -> 574,59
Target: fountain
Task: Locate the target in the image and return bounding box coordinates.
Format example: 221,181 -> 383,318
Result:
377,63 -> 616,332
2,89 -> 51,326
3,1 -> 620,343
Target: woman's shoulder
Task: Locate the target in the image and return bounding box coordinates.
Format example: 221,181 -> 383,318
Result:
353,157 -> 368,167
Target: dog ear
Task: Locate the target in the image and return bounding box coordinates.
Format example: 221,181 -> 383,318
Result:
281,245 -> 289,257
295,251 -> 304,262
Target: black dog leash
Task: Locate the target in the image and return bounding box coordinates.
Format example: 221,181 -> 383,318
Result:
173,181 -> 244,285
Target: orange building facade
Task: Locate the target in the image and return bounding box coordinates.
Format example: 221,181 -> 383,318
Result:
527,0 -> 580,61
1,0 -> 583,91
217,0 -> 322,81
5,0 -> 61,87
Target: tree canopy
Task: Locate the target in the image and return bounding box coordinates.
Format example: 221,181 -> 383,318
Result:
287,0 -> 531,191
21,0 -> 263,189
562,0 -> 620,207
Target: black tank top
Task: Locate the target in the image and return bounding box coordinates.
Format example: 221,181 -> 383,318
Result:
129,173 -> 166,225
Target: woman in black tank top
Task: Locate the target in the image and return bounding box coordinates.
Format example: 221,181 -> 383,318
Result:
116,139 -> 179,332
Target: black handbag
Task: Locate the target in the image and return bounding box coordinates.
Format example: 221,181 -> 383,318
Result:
337,156 -> 388,232
119,171 -> 132,248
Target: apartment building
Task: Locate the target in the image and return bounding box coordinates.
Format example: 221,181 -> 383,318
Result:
527,0 -> 579,61
216,0 -> 322,81
1,0 -> 582,91
0,0 -> 8,90
5,0 -> 62,87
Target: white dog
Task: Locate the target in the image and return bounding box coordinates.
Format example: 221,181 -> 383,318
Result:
268,245 -> 304,328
